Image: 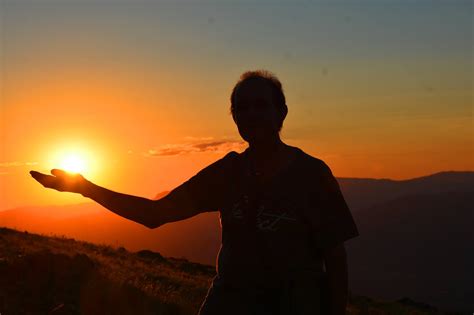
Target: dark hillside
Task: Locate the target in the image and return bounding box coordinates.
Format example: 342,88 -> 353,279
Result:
0,227 -> 462,315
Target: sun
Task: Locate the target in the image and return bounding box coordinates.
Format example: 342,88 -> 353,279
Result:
58,154 -> 87,174
51,147 -> 93,175
46,138 -> 106,181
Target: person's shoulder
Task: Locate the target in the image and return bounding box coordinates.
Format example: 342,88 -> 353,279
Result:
204,150 -> 240,171
292,146 -> 331,175
223,150 -> 240,159
218,150 -> 240,165
187,150 -> 240,182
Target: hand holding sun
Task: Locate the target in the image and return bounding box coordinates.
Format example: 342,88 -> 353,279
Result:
30,169 -> 90,195
30,152 -> 92,195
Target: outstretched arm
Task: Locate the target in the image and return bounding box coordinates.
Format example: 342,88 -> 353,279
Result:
29,169 -> 198,229
79,179 -> 161,229
30,153 -> 234,229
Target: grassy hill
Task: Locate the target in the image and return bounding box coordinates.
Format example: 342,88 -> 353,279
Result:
0,227 -> 463,315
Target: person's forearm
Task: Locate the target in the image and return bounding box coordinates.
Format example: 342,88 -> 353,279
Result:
324,244 -> 349,315
80,180 -> 157,228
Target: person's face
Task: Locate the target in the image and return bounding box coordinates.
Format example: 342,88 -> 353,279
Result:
232,80 -> 284,144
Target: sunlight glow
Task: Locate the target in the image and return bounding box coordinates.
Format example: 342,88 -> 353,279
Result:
50,146 -> 94,176
58,154 -> 87,174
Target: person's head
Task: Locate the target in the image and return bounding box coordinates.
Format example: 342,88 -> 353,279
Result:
230,70 -> 288,144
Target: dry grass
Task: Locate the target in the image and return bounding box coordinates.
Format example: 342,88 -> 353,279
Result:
0,227 -> 459,315
0,227 -> 212,314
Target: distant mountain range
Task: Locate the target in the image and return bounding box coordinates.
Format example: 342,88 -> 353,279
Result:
1,170 -> 473,313
347,190 -> 473,314
335,170 -> 473,211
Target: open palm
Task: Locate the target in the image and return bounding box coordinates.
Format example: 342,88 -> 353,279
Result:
29,169 -> 88,195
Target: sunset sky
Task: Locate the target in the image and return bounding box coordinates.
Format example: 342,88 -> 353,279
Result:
1,0 -> 472,210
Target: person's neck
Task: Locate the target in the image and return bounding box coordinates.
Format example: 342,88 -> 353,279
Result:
247,138 -> 286,169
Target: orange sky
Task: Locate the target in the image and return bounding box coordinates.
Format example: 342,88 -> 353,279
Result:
1,1 -> 472,210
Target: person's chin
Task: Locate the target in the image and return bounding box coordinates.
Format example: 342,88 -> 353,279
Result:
246,133 -> 270,144
240,127 -> 272,142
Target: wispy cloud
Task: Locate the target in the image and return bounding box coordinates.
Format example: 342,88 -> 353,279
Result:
142,137 -> 247,157
0,161 -> 39,167
0,161 -> 38,175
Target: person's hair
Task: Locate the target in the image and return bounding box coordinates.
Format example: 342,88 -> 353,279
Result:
229,69 -> 287,132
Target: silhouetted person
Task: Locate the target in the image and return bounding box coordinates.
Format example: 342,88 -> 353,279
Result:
30,69 -> 359,315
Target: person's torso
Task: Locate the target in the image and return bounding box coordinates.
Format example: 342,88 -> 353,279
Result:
214,146 -> 325,289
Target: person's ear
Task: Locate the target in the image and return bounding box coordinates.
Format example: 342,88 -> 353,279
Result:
280,104 -> 288,121
277,105 -> 288,131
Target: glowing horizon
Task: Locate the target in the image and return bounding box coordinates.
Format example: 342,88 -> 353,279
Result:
1,1 -> 472,210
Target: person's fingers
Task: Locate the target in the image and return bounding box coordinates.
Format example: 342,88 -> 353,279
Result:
30,170 -> 48,181
29,170 -> 41,177
51,168 -> 83,180
29,170 -> 60,190
51,169 -> 68,177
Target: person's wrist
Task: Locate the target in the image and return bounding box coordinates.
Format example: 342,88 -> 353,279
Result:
78,177 -> 94,198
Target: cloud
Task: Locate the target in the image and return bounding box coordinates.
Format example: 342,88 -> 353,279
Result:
0,161 -> 38,175
0,161 -> 39,167
143,138 -> 247,157
183,136 -> 215,141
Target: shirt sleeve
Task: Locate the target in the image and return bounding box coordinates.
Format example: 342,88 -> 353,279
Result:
308,161 -> 360,250
159,151 -> 238,220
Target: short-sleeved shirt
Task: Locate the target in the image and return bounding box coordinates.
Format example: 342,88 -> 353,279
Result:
170,145 -> 359,291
